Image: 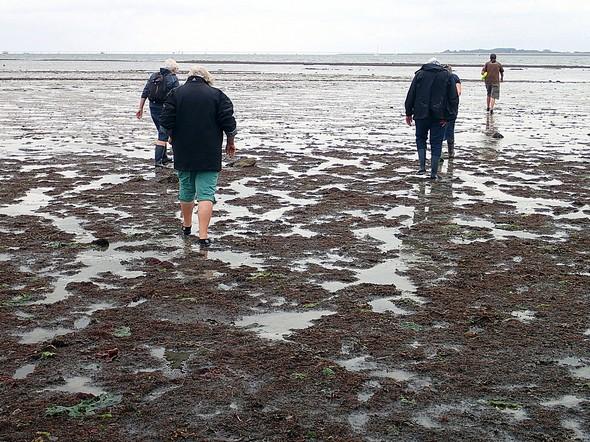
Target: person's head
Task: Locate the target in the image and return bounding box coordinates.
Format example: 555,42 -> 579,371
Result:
187,65 -> 214,85
490,53 -> 497,62
427,57 -> 441,65
443,64 -> 453,73
163,58 -> 179,73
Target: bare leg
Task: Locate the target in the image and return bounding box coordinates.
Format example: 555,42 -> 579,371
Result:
486,96 -> 491,110
197,200 -> 213,239
180,201 -> 194,228
490,97 -> 496,110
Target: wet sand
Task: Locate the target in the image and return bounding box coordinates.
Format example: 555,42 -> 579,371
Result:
0,64 -> 589,440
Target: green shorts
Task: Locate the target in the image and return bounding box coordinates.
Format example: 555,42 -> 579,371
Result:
177,170 -> 219,203
486,83 -> 500,99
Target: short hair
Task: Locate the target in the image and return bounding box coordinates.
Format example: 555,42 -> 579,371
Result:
490,53 -> 497,60
164,58 -> 178,72
187,65 -> 214,85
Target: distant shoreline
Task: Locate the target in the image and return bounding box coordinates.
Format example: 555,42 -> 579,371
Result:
1,58 -> 587,69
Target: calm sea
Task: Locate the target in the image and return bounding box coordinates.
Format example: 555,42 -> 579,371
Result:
1,53 -> 589,83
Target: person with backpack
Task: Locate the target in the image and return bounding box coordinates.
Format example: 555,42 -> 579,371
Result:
136,59 -> 180,167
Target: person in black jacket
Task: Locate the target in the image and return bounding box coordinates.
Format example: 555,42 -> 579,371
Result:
136,59 -> 180,167
160,65 -> 237,247
405,58 -> 459,179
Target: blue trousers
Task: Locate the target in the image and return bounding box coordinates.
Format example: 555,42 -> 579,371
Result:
444,119 -> 456,143
415,117 -> 445,158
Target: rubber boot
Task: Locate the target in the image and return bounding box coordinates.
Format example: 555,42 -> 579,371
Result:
162,147 -> 173,165
430,154 -> 440,179
155,145 -> 166,167
417,149 -> 426,174
448,140 -> 455,159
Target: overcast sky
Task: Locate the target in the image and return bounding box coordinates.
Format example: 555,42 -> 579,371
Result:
1,0 -> 588,53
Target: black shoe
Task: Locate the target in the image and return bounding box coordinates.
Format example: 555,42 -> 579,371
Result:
198,238 -> 212,248
162,157 -> 173,165
486,107 -> 490,112
490,109 -> 494,114
182,226 -> 191,236
155,161 -> 166,168
416,168 -> 426,175
429,174 -> 442,181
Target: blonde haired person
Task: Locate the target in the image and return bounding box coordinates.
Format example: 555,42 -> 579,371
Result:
160,65 -> 237,247
136,59 -> 179,166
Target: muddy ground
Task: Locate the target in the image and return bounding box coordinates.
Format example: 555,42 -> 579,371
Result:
0,66 -> 589,441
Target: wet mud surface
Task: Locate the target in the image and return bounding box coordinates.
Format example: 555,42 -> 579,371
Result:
1,68 -> 590,441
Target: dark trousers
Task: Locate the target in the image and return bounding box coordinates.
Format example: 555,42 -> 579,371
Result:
149,103 -> 169,142
443,119 -> 456,143
149,103 -> 169,163
415,117 -> 444,158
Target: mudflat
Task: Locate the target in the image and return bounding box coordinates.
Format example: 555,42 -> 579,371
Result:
0,63 -> 589,441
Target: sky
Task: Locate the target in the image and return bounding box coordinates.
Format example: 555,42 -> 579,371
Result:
1,0 -> 588,53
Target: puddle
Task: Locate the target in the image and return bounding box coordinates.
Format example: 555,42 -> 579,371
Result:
0,187 -> 54,216
127,298 -> 147,307
18,326 -> 74,344
357,380 -> 381,403
511,310 -> 536,322
337,355 -> 378,372
348,411 -> 369,433
13,363 -> 36,380
369,297 -> 412,315
235,309 -> 336,341
207,250 -> 265,270
73,316 -> 91,329
144,385 -> 180,402
541,395 -> 588,408
143,346 -> 192,376
36,240 -> 171,304
558,357 -> 590,380
44,376 -> 106,396
337,355 -> 430,387
414,414 -> 441,429
354,226 -> 403,253
561,419 -> 588,441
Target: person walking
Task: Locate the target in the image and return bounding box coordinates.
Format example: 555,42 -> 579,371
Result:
405,58 -> 459,179
481,53 -> 504,114
442,64 -> 461,159
136,59 -> 180,167
160,65 -> 237,247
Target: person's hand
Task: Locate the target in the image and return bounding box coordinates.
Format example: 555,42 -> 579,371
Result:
439,120 -> 447,127
225,140 -> 236,158
135,109 -> 143,119
405,115 -> 413,126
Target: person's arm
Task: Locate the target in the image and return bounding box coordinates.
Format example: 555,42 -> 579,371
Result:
447,74 -> 459,120
455,76 -> 462,96
500,64 -> 504,82
137,75 -> 152,118
404,76 -> 417,125
225,134 -> 236,158
136,97 -> 146,119
217,91 -> 238,157
481,62 -> 488,75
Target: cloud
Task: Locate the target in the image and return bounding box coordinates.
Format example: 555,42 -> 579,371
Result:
0,0 -> 588,52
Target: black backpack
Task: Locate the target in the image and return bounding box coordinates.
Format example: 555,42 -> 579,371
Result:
147,72 -> 169,102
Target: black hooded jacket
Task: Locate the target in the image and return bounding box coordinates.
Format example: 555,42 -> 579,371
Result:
405,63 -> 459,120
160,76 -> 237,172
